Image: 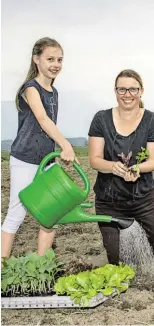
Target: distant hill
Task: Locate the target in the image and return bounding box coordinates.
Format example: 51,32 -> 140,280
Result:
56,137 -> 88,147
1,138 -> 88,152
1,140 -> 13,152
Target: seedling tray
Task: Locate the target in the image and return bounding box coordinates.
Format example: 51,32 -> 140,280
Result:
1,292 -> 117,309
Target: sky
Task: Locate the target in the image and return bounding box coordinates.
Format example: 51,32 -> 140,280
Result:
1,0 -> 154,139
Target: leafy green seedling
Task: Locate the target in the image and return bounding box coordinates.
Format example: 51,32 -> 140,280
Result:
131,147 -> 149,176
1,249 -> 64,296
54,263 -> 135,306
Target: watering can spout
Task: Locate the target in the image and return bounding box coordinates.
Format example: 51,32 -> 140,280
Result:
57,205 -> 134,230
111,216 -> 134,229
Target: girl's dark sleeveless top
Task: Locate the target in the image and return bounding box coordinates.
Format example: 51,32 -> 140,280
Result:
11,79 -> 58,164
88,108 -> 154,200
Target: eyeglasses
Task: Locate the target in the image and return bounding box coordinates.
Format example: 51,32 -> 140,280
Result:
116,87 -> 140,95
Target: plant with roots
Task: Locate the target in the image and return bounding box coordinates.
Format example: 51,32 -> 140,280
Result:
118,148 -> 149,176
130,147 -> 149,176
118,151 -> 132,168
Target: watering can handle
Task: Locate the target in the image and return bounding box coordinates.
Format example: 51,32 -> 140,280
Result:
35,152 -> 90,197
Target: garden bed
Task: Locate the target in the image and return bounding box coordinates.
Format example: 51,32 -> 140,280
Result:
2,153 -> 154,325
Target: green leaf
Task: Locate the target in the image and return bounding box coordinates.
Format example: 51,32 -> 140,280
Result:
135,147 -> 149,164
1,279 -> 8,292
76,272 -> 89,288
7,276 -> 17,285
90,273 -> 105,289
107,273 -> 121,287
45,249 -> 55,260
26,262 -> 36,272
87,288 -> 97,297
118,284 -> 128,292
81,295 -> 89,306
70,292 -> 83,299
101,287 -> 113,296
54,277 -> 66,294
13,277 -> 20,285
74,297 -> 81,304
39,266 -> 47,273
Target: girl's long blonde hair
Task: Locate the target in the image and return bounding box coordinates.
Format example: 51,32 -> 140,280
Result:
15,37 -> 63,110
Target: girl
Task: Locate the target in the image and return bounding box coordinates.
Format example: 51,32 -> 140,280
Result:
1,37 -> 78,258
88,69 -> 154,264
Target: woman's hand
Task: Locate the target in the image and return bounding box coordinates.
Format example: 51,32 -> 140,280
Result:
112,161 -> 128,178
124,165 -> 140,182
60,144 -> 80,164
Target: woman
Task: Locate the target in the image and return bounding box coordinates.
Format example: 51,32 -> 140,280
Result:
88,69 -> 154,264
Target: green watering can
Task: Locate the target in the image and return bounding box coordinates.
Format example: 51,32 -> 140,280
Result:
19,152 -> 134,230
19,152 -> 90,228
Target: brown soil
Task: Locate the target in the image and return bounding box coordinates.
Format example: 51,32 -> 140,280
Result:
1,157 -> 154,325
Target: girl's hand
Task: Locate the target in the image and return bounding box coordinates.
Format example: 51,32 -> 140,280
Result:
124,166 -> 140,182
60,145 -> 80,164
112,161 -> 128,178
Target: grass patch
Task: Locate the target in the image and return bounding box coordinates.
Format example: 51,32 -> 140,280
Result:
1,151 -> 10,161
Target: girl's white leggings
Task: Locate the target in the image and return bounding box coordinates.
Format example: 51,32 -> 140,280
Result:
1,156 -> 56,234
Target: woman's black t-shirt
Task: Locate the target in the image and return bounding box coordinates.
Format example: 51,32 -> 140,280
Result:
88,108 -> 154,200
11,79 -> 58,165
